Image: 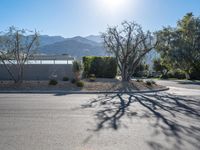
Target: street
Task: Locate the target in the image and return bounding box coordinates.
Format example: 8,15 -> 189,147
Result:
0,82 -> 200,150
155,79 -> 200,90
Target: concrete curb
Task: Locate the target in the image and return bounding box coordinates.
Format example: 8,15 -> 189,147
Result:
0,87 -> 169,94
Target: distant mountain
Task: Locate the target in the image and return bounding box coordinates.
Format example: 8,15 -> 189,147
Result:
85,35 -> 103,43
39,36 -> 106,57
38,35 -> 158,64
39,35 -> 66,46
69,36 -> 100,46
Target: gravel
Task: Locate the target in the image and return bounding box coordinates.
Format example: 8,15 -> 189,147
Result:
0,78 -> 164,92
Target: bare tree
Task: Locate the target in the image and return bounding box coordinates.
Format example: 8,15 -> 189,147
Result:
102,21 -> 157,81
0,26 -> 39,83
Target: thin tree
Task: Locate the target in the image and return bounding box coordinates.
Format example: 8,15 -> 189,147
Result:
72,60 -> 83,81
0,27 -> 39,83
102,21 -> 157,81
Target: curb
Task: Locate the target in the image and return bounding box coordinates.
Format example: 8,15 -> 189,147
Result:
0,87 -> 169,94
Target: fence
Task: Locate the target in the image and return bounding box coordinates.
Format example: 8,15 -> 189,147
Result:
0,55 -> 75,80
0,64 -> 74,81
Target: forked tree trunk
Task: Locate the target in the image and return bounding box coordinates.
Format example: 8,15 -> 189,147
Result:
15,64 -> 24,83
121,66 -> 130,81
185,72 -> 190,80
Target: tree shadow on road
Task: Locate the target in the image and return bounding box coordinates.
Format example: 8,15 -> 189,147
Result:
81,92 -> 200,149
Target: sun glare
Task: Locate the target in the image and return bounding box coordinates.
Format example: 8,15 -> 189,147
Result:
95,0 -> 127,14
102,0 -> 123,8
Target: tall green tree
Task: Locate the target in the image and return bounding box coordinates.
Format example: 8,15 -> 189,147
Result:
156,13 -> 200,79
153,58 -> 170,78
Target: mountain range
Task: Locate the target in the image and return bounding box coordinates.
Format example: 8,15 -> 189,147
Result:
39,35 -> 105,57
38,35 -> 158,67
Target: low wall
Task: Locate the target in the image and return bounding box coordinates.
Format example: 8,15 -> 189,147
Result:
0,64 -> 74,80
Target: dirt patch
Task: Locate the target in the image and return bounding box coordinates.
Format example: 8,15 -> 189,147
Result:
0,78 -> 165,92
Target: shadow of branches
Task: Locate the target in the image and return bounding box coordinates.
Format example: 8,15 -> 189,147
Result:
81,92 -> 200,149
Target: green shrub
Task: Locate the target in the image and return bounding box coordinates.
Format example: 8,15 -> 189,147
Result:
89,77 -> 96,82
89,74 -> 95,77
63,76 -> 69,81
72,61 -> 83,81
72,61 -> 83,73
166,72 -> 174,78
71,79 -> 76,84
146,81 -> 152,86
190,69 -> 200,80
160,74 -> 168,79
146,80 -> 156,86
133,63 -> 149,77
76,81 -> 84,87
136,79 -> 143,82
49,79 -> 58,85
89,74 -> 96,82
83,56 -> 117,78
174,70 -> 185,79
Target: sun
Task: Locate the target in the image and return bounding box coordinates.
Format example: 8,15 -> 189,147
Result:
101,0 -> 123,7
96,0 -> 125,13
90,0 -> 134,17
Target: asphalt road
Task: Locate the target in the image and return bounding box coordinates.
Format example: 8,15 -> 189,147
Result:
0,83 -> 200,150
154,79 -> 200,90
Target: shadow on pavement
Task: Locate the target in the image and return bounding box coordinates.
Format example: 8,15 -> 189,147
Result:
81,92 -> 200,150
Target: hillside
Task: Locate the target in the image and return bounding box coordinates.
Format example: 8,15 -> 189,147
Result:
85,35 -> 103,43
39,36 -> 106,57
38,35 -> 158,64
39,35 -> 66,46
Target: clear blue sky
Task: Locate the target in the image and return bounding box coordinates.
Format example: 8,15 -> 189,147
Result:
0,0 -> 200,37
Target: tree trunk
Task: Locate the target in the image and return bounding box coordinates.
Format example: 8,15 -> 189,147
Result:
121,65 -> 130,81
185,72 -> 190,80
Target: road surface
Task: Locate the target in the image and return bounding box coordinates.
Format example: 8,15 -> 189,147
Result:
0,82 -> 199,150
154,79 -> 200,90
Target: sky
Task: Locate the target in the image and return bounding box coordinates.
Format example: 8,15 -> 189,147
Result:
0,0 -> 200,38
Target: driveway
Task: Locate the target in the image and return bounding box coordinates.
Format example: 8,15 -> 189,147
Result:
0,88 -> 199,150
154,79 -> 200,90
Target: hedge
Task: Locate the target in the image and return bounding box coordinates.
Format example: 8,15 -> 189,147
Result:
83,56 -> 117,78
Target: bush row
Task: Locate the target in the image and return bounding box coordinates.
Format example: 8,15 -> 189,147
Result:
83,56 -> 117,78
49,78 -> 84,87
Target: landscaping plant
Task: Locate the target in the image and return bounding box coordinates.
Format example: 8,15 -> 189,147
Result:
146,81 -> 152,86
71,78 -> 76,84
72,60 -> 83,81
136,79 -> 144,82
49,79 -> 58,85
83,56 -> 117,78
76,81 -> 84,87
156,13 -> 200,80
89,74 -> 96,82
63,76 -> 69,81
146,80 -> 156,86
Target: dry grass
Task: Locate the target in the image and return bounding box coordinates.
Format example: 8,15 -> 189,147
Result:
0,78 -> 164,91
